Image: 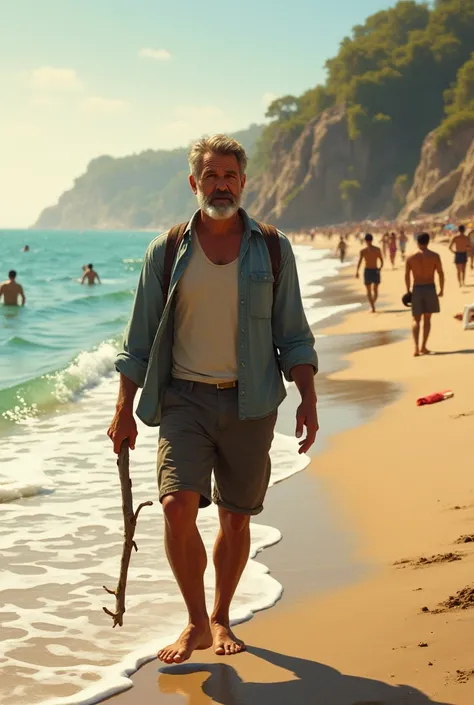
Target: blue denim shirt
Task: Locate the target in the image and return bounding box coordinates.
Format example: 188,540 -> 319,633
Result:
115,209 -> 318,426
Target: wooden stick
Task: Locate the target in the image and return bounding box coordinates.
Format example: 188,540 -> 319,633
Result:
103,440 -> 153,627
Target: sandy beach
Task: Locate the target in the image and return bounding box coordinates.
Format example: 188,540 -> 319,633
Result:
105,235 -> 474,705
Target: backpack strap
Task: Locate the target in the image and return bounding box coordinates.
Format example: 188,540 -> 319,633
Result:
162,222 -> 188,306
257,221 -> 281,288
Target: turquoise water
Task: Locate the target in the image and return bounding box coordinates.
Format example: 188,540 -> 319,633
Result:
0,229 -> 153,429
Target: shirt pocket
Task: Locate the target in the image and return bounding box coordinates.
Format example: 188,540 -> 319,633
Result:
249,271 -> 274,319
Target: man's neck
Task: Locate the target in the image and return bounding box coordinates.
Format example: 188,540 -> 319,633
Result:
198,210 -> 243,237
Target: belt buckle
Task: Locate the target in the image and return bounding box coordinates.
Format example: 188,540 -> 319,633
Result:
216,381 -> 236,390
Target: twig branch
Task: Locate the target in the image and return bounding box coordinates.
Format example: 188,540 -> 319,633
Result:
102,440 -> 153,627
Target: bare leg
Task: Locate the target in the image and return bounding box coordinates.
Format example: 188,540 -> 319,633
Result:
373,284 -> 379,306
461,264 -> 466,286
456,264 -> 462,287
211,508 -> 250,656
421,313 -> 432,354
158,491 -> 212,664
412,315 -> 421,356
365,285 -> 375,313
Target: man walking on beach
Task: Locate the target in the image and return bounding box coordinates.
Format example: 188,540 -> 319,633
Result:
107,134 -> 319,665
0,270 -> 26,306
336,236 -> 347,263
449,225 -> 471,287
405,233 -> 444,357
356,234 -> 383,313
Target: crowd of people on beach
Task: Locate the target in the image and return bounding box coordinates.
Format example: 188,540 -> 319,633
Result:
291,220 -> 473,358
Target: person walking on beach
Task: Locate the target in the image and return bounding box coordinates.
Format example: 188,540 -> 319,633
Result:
0,270 -> 26,306
405,233 -> 444,357
449,225 -> 471,287
336,236 -> 347,263
107,134 -> 319,665
388,232 -> 397,268
81,264 -> 101,285
356,234 -> 383,313
399,229 -> 408,261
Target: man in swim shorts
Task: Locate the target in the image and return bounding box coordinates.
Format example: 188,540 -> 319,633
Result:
356,233 -> 384,313
449,225 -> 471,287
405,233 -> 444,357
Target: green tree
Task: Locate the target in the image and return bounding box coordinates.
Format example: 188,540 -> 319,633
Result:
265,96 -> 299,121
340,180 -> 361,220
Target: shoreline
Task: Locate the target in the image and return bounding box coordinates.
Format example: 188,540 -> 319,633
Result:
107,237 -> 474,704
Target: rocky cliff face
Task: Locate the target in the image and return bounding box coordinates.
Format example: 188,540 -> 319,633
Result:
246,105 -> 399,228
399,125 -> 474,221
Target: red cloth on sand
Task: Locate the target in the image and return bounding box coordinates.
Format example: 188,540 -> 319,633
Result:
416,390 -> 453,407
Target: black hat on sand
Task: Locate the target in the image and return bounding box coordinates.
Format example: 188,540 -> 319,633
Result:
402,292 -> 412,307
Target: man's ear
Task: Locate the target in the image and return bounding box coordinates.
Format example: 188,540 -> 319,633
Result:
189,174 -> 197,194
241,174 -> 247,191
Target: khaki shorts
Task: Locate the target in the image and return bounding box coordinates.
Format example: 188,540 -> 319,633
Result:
157,378 -> 277,515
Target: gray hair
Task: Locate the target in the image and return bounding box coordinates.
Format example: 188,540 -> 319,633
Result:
188,134 -> 248,179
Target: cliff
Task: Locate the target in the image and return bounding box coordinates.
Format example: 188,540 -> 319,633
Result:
246,105 -> 400,228
399,125 -> 474,221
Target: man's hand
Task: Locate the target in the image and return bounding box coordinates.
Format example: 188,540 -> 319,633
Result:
107,408 -> 138,455
295,398 -> 319,455
355,272 -> 360,279
438,290 -> 444,298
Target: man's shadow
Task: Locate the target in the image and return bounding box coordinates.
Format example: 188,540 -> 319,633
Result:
158,646 -> 452,704
427,349 -> 474,356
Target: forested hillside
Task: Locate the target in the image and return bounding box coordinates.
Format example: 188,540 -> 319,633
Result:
35,1 -> 474,229
247,0 -> 474,225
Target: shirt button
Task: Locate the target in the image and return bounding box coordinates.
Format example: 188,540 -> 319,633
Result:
240,300 -> 244,305
241,390 -> 245,395
241,362 -> 245,367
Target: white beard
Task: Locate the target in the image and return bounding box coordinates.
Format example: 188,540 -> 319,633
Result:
197,190 -> 240,221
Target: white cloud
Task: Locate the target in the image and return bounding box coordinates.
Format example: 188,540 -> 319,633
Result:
81,97 -> 127,114
262,92 -> 278,108
139,48 -> 171,61
32,66 -> 82,90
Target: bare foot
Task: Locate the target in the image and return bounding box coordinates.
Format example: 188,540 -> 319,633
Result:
414,350 -> 420,357
158,622 -> 212,664
211,621 -> 246,656
421,348 -> 431,355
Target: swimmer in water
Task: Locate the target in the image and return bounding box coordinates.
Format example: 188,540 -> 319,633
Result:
81,264 -> 101,286
0,270 -> 26,306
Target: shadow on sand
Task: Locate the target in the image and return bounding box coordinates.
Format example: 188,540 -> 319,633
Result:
158,646 -> 453,705
428,349 -> 474,356
381,309 -> 409,314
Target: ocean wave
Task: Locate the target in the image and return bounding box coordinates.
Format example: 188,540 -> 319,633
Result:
0,458 -> 54,503
2,336 -> 56,351
0,341 -> 119,425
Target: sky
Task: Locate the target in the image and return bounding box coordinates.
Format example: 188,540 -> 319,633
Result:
0,0 -> 400,227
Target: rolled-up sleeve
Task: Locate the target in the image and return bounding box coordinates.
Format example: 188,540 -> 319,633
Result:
272,235 -> 318,382
115,237 -> 164,387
